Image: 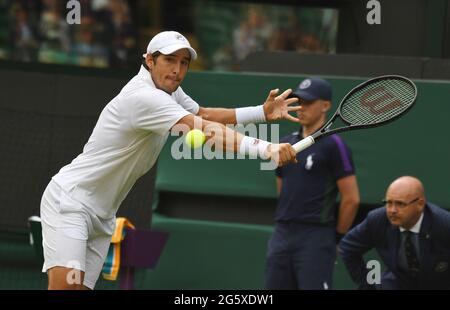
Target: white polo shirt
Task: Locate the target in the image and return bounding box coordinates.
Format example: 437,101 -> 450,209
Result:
53,65 -> 199,219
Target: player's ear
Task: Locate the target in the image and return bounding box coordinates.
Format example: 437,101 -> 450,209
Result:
322,100 -> 331,112
146,55 -> 154,70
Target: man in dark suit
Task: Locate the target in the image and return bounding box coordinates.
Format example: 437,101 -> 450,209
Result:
339,176 -> 450,289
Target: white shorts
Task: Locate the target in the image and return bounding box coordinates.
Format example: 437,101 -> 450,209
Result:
40,180 -> 115,289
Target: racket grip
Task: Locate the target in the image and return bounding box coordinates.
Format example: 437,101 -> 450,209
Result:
292,136 -> 315,154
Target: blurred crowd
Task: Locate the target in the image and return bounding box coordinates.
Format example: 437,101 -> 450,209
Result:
0,0 -> 137,68
201,4 -> 338,71
0,0 -> 337,71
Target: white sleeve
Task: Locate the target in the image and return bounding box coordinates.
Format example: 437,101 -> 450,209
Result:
173,86 -> 200,115
131,90 -> 191,135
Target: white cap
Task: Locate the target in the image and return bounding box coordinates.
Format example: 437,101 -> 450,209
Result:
142,31 -> 197,60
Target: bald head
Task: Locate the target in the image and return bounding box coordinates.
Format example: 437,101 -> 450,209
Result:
387,176 -> 424,200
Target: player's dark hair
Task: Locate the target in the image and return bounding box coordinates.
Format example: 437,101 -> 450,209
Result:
142,51 -> 162,70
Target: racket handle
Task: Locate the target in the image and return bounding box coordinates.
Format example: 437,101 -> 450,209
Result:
292,136 -> 315,154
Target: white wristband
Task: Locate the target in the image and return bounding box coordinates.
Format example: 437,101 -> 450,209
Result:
239,136 -> 271,160
235,105 -> 266,124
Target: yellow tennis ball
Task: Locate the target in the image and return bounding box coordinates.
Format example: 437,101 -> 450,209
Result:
185,129 -> 205,149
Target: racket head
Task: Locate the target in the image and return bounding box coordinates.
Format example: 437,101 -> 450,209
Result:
337,75 -> 418,129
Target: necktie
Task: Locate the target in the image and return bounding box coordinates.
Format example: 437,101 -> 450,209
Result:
403,231 -> 420,276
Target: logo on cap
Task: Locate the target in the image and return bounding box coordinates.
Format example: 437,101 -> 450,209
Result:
300,79 -> 311,89
175,34 -> 185,41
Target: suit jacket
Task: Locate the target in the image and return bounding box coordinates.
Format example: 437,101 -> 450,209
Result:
339,203 -> 450,289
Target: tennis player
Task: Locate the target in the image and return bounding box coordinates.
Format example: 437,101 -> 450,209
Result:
40,31 -> 300,289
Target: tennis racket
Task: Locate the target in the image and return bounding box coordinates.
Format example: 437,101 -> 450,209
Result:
293,75 -> 418,153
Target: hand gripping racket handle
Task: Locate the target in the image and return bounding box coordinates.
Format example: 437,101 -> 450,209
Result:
292,136 -> 315,154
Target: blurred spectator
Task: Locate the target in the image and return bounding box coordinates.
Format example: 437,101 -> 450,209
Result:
105,0 -> 136,67
38,0 -> 70,63
267,12 -> 302,52
0,0 -> 8,59
71,16 -> 108,67
9,4 -> 38,62
232,6 -> 273,62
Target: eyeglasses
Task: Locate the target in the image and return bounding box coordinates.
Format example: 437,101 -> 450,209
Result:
382,197 -> 420,209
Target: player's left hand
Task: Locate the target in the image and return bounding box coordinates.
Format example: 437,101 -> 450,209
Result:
263,88 -> 300,123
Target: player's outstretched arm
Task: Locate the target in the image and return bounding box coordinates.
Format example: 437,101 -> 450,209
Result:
196,88 -> 300,125
173,114 -> 297,167
197,106 -> 237,124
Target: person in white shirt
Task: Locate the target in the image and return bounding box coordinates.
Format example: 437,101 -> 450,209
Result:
40,31 -> 301,290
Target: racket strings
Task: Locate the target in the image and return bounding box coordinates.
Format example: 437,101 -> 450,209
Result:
340,78 -> 416,125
